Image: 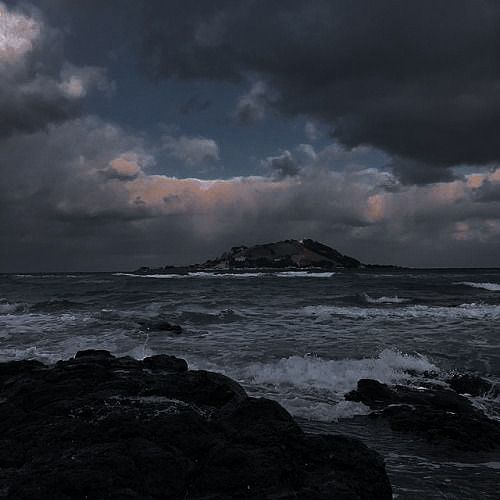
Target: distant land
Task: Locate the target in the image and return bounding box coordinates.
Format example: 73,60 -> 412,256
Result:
133,239 -> 402,274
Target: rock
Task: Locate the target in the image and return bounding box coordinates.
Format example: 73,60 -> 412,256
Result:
143,354 -> 188,372
0,352 -> 392,499
346,379 -> 500,451
74,349 -> 115,360
446,373 -> 498,397
137,319 -> 183,334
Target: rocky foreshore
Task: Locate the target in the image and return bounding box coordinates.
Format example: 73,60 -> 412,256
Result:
346,377 -> 500,452
0,350 -> 392,499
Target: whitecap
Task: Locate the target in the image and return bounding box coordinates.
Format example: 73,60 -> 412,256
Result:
361,292 -> 409,304
274,271 -> 336,278
113,273 -> 188,279
0,299 -> 26,314
303,303 -> 500,320
188,272 -> 265,278
206,349 -> 439,421
457,282 -> 500,292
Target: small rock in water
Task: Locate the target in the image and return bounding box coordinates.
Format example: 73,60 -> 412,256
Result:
138,319 -> 183,334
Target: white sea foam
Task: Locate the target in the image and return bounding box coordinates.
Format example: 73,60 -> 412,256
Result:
0,300 -> 25,314
224,349 -> 438,421
113,273 -> 189,279
361,292 -> 409,304
458,282 -> 500,292
303,303 -> 500,320
188,272 -> 265,278
275,271 -> 335,278
243,349 -> 437,393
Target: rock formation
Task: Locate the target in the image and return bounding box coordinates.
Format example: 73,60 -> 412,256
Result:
0,350 -> 392,499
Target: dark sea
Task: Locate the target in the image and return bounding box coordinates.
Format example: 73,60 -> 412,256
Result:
1,269 -> 499,499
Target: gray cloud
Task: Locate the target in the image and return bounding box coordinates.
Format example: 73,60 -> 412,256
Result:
0,1 -> 110,137
134,0 -> 500,176
234,81 -> 271,125
263,150 -> 301,179
161,135 -> 220,166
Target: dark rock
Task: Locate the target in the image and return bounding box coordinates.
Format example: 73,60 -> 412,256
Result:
446,373 -> 498,397
0,351 -> 392,499
346,379 -> 500,451
137,319 -> 183,334
74,349 -> 115,360
143,354 -> 188,372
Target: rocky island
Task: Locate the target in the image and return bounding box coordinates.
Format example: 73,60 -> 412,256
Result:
134,239 -> 378,274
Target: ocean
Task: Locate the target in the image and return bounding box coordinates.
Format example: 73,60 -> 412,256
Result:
1,269 -> 499,498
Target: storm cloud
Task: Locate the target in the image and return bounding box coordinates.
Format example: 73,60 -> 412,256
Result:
1,1 -> 500,270
136,0 -> 500,172
0,2 -> 109,136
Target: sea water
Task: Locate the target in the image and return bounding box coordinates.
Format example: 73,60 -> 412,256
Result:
1,269 -> 499,498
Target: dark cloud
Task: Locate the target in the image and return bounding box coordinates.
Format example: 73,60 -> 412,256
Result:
0,1 -> 109,137
1,1 -> 500,270
136,0 -> 500,172
390,158 -> 458,186
263,150 -> 300,179
473,179 -> 500,203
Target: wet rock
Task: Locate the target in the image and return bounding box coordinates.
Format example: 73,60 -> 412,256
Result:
346,379 -> 500,451
142,354 -> 188,372
0,352 -> 392,499
138,319 -> 183,334
446,373 -> 498,397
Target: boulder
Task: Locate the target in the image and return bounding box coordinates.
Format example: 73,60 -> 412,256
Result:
0,352 -> 392,499
346,379 -> 500,451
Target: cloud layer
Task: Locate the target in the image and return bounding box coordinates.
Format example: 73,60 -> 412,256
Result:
138,0 -> 500,175
1,1 -> 500,270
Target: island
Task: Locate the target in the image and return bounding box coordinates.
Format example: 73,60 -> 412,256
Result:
134,238 -> 398,274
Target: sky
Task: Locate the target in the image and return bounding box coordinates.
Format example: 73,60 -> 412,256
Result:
1,0 -> 500,271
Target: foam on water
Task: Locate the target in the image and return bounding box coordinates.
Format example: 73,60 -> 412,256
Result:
113,273 -> 189,279
188,272 -> 265,278
242,349 -> 438,393
303,303 -> 500,320
0,299 -> 26,314
274,271 -> 336,278
458,282 -> 500,291
204,349 -> 439,421
361,292 -> 409,304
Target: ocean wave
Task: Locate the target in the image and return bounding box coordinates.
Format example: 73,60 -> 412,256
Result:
114,271 -> 336,279
15,274 -> 81,279
188,272 -> 265,278
303,303 -> 500,320
457,282 -> 500,292
0,299 -> 26,314
243,349 -> 437,392
113,273 -> 189,279
230,349 -> 438,421
360,292 -> 409,304
30,299 -> 86,312
179,308 -> 243,324
274,271 -> 335,278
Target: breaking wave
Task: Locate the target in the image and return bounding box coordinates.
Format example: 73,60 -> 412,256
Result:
303,303 -> 500,320
0,299 -> 26,314
114,271 -> 335,279
275,271 -> 335,278
228,349 -> 438,421
458,282 -> 500,292
360,292 -> 409,304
